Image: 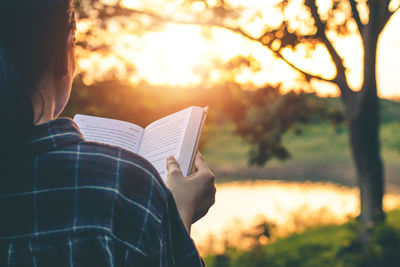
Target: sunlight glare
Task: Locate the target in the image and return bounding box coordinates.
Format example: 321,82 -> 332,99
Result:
76,0 -> 400,98
125,24 -> 208,86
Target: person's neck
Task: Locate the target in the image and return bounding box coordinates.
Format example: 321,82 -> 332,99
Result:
33,75 -> 57,125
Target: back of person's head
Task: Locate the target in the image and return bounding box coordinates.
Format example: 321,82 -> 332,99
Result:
0,0 -> 74,170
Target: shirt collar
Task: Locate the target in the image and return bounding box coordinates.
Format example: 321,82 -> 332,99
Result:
27,117 -> 84,155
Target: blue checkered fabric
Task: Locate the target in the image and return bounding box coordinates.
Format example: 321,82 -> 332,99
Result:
0,118 -> 204,266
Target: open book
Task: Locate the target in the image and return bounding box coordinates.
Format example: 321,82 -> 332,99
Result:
74,106 -> 208,181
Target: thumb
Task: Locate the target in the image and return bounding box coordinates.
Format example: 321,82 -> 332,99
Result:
193,152 -> 209,172
166,156 -> 183,177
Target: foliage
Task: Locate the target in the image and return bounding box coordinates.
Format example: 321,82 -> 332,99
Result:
64,76 -> 346,166
231,86 -> 343,166
204,210 -> 400,267
62,77 -> 250,150
380,98 -> 400,124
63,77 -> 242,126
65,77 -> 400,170
63,76 -> 400,185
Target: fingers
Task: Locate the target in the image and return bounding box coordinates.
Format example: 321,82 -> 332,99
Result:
193,152 -> 209,172
166,155 -> 183,177
192,184 -> 216,223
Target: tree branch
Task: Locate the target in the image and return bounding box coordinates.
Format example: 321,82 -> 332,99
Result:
386,2 -> 400,23
349,0 -> 363,35
270,50 -> 335,83
306,0 -> 351,97
373,0 -> 400,34
97,6 -> 336,84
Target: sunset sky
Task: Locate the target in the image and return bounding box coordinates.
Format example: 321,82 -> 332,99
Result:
76,0 -> 400,99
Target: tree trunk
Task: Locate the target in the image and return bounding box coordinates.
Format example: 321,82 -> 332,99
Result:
348,91 -> 384,226
345,21 -> 384,244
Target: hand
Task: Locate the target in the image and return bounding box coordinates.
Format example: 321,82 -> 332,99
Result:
165,152 -> 216,234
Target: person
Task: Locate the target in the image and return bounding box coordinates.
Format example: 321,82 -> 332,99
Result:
0,0 -> 216,266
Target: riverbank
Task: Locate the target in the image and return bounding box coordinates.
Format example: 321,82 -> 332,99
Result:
191,181 -> 400,255
203,210 -> 400,267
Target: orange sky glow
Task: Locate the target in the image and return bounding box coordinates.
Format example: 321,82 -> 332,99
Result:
76,0 -> 400,99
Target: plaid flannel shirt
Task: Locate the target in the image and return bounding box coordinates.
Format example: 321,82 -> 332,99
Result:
0,118 -> 204,267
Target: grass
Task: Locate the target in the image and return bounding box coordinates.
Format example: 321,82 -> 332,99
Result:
204,210 -> 400,267
202,122 -> 400,188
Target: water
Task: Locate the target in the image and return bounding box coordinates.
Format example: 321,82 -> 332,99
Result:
190,180 -> 400,253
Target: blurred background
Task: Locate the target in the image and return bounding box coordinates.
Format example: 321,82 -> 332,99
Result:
63,0 -> 400,266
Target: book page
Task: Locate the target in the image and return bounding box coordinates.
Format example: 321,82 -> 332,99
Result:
74,115 -> 144,154
139,107 -> 193,181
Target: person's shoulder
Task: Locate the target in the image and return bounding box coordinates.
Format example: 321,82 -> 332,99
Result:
74,141 -> 171,251
74,140 -> 169,198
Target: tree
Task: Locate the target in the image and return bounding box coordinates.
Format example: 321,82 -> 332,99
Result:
74,0 -> 399,241
223,0 -> 398,233
197,0 -> 398,238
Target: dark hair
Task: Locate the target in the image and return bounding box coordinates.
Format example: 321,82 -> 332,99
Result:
0,0 -> 74,168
